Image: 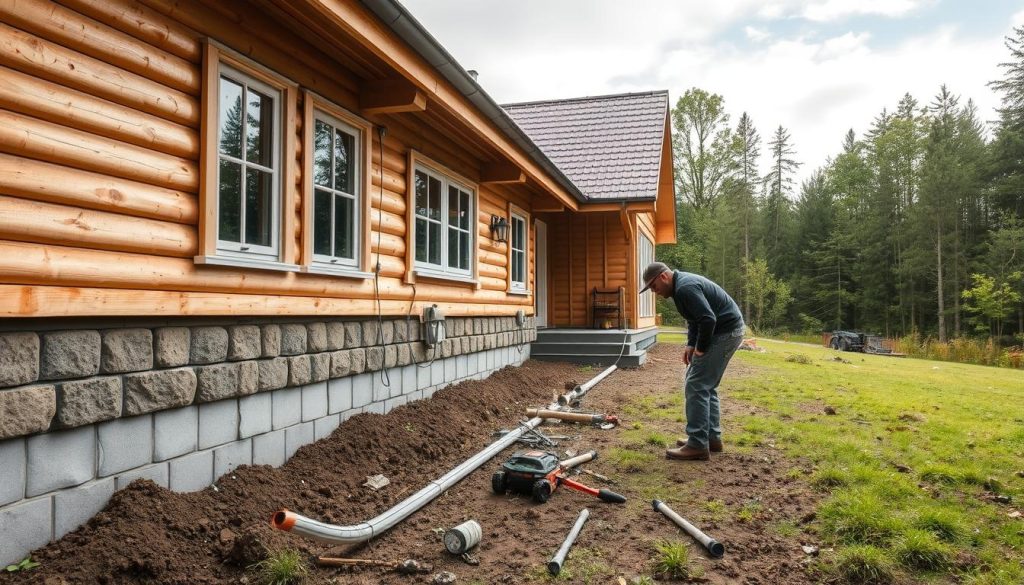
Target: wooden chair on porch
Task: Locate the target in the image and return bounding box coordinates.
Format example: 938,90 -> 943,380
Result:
591,287 -> 624,329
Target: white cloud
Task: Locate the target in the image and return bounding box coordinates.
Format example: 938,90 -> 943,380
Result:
1012,9 -> 1024,27
801,0 -> 925,22
745,26 -> 771,42
400,0 -> 1007,188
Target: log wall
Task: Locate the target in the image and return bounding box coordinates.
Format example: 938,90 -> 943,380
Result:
545,211 -> 636,328
0,0 -> 539,318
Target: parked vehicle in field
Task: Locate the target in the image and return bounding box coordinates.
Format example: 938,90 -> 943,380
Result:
829,330 -> 865,352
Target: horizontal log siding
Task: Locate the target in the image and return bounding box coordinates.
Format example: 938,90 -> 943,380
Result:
546,211 -> 635,328
0,0 -> 538,318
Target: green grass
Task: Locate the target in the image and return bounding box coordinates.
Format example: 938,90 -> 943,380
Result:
249,549 -> 308,585
684,337 -> 1024,583
651,540 -> 702,580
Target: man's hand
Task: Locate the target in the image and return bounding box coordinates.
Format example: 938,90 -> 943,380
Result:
683,345 -> 694,366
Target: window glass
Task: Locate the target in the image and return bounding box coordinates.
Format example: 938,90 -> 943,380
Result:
638,233 -> 655,317
313,120 -> 332,187
310,111 -> 360,265
245,168 -> 272,247
246,90 -> 272,166
511,213 -> 527,289
218,77 -> 243,158
313,188 -> 331,256
413,165 -> 473,275
218,159 -> 241,242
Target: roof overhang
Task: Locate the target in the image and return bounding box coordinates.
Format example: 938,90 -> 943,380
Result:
653,111 -> 677,243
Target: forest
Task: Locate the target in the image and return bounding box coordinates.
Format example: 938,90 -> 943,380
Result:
657,26 -> 1024,357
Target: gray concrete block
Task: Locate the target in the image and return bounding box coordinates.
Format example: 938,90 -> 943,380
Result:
260,324 -> 281,358
252,429 -> 285,467
417,361 -> 430,388
314,414 -> 340,441
116,462 -> 168,490
343,322 -> 362,348
154,327 -> 189,368
168,450 -> 212,493
401,364 -> 416,395
456,355 -> 468,379
340,408 -> 359,422
287,355 -> 311,386
361,320 -> 379,347
393,319 -> 408,343
307,323 -> 328,352
57,376 -> 121,428
326,322 -> 345,351
327,376 -> 352,414
349,348 -> 366,374
53,477 -> 115,538
26,426 -> 94,497
190,327 -> 228,365
0,497 -> 52,566
271,387 -> 301,430
239,361 -> 258,395
444,357 -> 456,382
407,389 -> 423,402
0,438 -> 25,507
364,401 -> 385,415
280,324 -> 307,356
383,345 -> 397,369
238,392 -> 272,439
97,415 -> 152,477
0,384 -> 55,440
430,360 -> 443,386
153,406 -> 197,461
380,320 -> 395,344
351,373 -> 372,408
310,352 -> 330,383
123,368 -> 196,416
257,358 -> 288,392
423,386 -> 437,399
0,332 -> 38,388
301,382 -> 328,422
285,421 -> 314,459
100,328 -> 153,374
384,395 -> 407,413
195,362 -> 240,403
41,330 -> 100,381
227,325 -> 261,361
213,439 -> 251,479
198,400 -> 238,449
371,371 -> 388,402
396,343 -> 411,367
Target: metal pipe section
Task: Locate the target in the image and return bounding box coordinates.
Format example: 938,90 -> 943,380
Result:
559,450 -> 597,470
272,366 -> 619,544
652,500 -> 725,558
558,364 -> 617,405
548,508 -> 590,575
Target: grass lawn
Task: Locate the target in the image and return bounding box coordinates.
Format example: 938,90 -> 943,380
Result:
659,334 -> 1024,584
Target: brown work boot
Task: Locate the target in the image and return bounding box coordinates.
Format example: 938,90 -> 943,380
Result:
676,438 -> 724,452
665,445 -> 710,461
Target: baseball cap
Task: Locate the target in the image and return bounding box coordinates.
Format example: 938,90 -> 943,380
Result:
639,261 -> 670,293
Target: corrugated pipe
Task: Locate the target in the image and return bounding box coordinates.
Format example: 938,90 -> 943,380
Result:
271,364 -> 619,544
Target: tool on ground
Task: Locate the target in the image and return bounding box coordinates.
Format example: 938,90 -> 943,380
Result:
492,426 -> 568,447
557,365 -> 618,407
443,520 -> 481,554
548,508 -> 589,576
652,499 -> 725,558
526,408 -> 620,427
316,556 -> 432,574
580,468 -> 615,484
493,450 -> 626,504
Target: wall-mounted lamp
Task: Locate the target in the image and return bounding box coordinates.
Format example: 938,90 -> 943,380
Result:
489,215 -> 509,243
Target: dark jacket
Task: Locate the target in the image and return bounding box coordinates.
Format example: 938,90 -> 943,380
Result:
670,271 -> 744,352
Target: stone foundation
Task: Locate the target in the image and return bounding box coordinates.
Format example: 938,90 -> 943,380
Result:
0,316 -> 535,564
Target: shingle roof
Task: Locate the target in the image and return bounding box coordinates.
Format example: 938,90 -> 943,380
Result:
502,91 -> 669,201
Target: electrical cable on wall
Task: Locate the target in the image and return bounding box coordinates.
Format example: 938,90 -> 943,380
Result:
373,126 -> 390,388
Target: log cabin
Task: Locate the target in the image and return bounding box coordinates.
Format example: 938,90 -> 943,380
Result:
0,0 -> 675,563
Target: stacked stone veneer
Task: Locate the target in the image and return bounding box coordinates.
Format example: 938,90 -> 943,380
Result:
0,316 -> 536,564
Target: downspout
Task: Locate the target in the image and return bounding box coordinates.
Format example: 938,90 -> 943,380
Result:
271,363 -> 619,545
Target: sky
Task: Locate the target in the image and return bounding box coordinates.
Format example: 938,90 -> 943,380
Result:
398,0 -> 1024,189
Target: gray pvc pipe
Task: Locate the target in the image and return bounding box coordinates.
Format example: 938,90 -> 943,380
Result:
548,508 -> 589,575
558,364 -> 617,405
652,500 -> 725,558
272,366 -> 617,544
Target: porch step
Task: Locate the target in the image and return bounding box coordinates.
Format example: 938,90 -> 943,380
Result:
529,327 -> 658,368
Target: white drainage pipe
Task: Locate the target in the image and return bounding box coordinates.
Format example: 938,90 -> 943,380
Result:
271,363 -> 618,545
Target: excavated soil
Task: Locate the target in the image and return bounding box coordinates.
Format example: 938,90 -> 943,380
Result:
2,345 -> 821,584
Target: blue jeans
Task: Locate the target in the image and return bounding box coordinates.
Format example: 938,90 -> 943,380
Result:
684,327 -> 744,449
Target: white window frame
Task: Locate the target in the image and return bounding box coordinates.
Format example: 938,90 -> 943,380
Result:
214,63 -> 282,262
310,109 -> 361,269
510,211 -> 528,293
412,163 -> 476,279
638,232 -> 655,318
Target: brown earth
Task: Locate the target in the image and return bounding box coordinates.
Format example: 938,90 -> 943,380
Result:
2,344 -> 822,585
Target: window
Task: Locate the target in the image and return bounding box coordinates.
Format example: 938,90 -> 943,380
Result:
311,111 -> 360,267
413,164 -> 475,278
638,233 -> 655,317
216,64 -> 281,260
510,211 -> 528,292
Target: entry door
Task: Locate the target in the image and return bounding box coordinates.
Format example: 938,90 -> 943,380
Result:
535,219 -> 548,327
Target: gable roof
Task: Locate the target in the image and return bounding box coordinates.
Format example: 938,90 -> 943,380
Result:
502,91 -> 670,201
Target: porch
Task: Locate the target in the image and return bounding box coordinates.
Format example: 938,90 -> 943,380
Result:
530,326 -> 659,367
